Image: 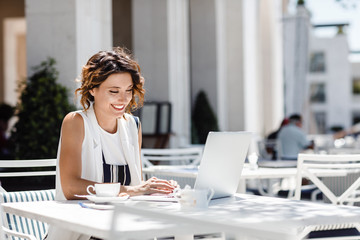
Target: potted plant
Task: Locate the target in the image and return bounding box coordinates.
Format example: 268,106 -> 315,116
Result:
191,90 -> 219,144
5,58 -> 75,190
11,58 -> 75,159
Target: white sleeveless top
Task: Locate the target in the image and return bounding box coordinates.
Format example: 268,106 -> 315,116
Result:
99,125 -> 127,165
48,104 -> 142,240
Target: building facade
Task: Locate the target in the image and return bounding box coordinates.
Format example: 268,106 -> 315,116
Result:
1,0 -> 286,147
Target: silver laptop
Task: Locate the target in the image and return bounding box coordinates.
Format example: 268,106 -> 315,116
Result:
131,131 -> 251,202
194,131 -> 252,199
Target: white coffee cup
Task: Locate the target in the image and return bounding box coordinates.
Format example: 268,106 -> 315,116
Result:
177,188 -> 214,210
86,183 -> 120,197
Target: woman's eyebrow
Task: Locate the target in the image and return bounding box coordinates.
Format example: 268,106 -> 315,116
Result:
107,84 -> 133,89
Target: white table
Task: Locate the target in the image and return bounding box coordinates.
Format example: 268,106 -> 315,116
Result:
3,194 -> 360,240
114,194 -> 360,240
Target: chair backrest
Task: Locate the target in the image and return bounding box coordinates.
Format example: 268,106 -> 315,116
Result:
0,189 -> 55,240
0,204 -> 5,240
257,139 -> 282,160
141,147 -> 203,167
0,159 -> 56,192
0,159 -> 56,178
295,153 -> 360,205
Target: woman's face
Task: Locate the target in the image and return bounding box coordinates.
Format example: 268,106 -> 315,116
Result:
90,72 -> 133,119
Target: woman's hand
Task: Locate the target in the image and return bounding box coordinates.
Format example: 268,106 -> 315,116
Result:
126,177 -> 177,196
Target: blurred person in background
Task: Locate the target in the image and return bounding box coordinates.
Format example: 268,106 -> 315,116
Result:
267,118 -> 289,140
278,114 -> 314,160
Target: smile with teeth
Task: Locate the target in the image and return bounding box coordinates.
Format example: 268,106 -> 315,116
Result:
112,104 -> 125,110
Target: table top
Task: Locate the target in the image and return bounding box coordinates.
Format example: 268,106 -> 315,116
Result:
115,194 -> 360,239
3,194 -> 360,240
2,200 -> 112,239
1,200 -> 209,239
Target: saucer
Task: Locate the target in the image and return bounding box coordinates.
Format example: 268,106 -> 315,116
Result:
85,195 -> 129,203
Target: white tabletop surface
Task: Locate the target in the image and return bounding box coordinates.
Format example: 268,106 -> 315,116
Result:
1,200 -> 213,239
115,194 -> 360,240
2,194 -> 360,240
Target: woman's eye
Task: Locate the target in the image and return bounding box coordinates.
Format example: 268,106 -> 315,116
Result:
126,89 -> 133,93
109,90 -> 118,94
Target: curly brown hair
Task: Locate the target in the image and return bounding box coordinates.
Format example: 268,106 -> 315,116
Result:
75,47 -> 145,113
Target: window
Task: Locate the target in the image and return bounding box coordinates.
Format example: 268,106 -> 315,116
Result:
314,112 -> 327,134
133,102 -> 171,135
310,83 -> 326,103
352,78 -> 360,95
309,52 -> 326,73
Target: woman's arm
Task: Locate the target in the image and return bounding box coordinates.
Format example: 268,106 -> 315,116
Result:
59,112 -> 97,200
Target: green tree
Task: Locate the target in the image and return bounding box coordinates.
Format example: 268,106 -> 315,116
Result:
11,58 -> 75,159
191,90 -> 219,144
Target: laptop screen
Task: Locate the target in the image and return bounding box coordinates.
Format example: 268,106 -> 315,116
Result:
194,131 -> 252,199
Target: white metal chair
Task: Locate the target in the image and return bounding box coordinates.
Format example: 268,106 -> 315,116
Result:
295,153 -> 360,205
0,202 -> 38,240
141,147 -> 203,167
0,159 -> 56,192
295,153 -> 360,239
0,159 -> 56,177
141,147 -> 203,188
0,189 -> 55,240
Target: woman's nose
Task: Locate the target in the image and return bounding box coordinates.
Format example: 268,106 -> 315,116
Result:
117,91 -> 129,102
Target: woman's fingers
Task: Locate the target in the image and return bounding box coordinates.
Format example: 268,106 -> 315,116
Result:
149,180 -> 175,190
169,180 -> 179,188
141,177 -> 180,194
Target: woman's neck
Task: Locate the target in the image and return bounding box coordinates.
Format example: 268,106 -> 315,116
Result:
93,105 -> 118,134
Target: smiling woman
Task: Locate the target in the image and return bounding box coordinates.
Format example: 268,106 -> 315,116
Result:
47,48 -> 178,240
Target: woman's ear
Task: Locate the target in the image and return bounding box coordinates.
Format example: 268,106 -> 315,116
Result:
89,88 -> 95,97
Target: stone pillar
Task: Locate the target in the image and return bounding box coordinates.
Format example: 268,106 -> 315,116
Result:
243,0 -> 261,135
25,0 -> 112,102
167,0 -> 191,147
258,0 -> 284,136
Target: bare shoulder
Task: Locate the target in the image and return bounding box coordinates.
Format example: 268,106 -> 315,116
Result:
61,112 -> 84,138
63,112 -> 83,124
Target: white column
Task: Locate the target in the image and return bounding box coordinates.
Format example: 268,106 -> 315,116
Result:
258,0 -> 284,135
75,0 -> 112,76
26,0 -> 112,101
167,0 -> 191,147
243,0 -> 284,138
243,0 -> 261,134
